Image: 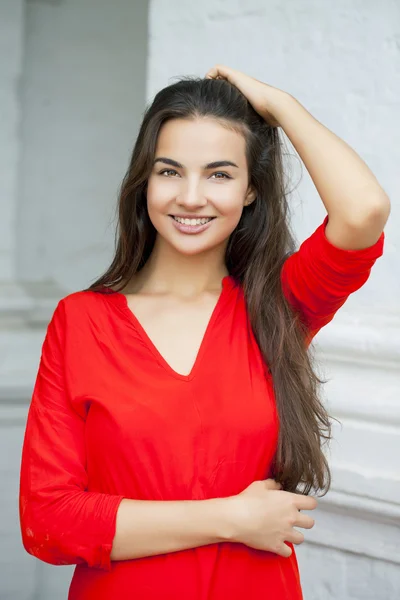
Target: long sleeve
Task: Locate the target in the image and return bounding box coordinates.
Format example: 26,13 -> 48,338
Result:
281,215 -> 385,343
19,299 -> 124,570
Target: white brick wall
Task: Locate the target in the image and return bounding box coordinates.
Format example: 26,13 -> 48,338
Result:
297,544 -> 400,600
147,0 -> 400,598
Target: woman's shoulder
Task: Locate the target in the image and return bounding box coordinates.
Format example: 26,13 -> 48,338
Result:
52,288 -> 111,323
62,287 -> 106,306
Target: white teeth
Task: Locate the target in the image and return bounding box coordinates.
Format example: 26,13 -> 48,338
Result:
173,216 -> 213,225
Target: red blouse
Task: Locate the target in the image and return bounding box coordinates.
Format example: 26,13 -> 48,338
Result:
19,216 -> 384,600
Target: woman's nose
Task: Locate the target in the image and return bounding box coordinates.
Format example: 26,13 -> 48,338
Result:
176,186 -> 207,207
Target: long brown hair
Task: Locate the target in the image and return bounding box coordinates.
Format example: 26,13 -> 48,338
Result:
85,76 -> 332,496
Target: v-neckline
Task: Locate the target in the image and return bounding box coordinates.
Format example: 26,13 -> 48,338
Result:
104,275 -> 235,382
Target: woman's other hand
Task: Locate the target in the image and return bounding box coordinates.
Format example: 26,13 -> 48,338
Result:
226,478 -> 317,557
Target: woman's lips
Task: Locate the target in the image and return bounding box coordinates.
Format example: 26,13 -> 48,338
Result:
169,215 -> 216,235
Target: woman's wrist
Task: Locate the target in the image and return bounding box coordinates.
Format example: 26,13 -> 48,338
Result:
266,91 -> 297,128
212,495 -> 240,543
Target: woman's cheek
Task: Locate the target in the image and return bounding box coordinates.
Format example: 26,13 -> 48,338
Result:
147,179 -> 176,209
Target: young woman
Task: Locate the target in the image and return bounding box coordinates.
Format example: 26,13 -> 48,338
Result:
19,65 -> 390,599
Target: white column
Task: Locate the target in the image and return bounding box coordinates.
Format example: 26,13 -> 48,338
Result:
0,5 -> 43,599
0,0 -> 64,402
0,0 -> 25,280
1,1 -> 149,597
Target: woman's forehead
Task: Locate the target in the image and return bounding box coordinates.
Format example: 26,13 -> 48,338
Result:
155,118 -> 247,167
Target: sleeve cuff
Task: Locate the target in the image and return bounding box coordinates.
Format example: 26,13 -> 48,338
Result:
317,214 -> 385,264
87,494 -> 125,571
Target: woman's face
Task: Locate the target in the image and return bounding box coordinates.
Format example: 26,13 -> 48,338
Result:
146,117 -> 256,257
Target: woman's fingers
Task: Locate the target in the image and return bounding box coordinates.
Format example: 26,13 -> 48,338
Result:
205,64 -> 224,78
277,543 -> 293,558
295,512 -> 315,530
205,64 -> 236,83
285,529 -> 305,546
289,492 -> 318,512
205,66 -> 219,78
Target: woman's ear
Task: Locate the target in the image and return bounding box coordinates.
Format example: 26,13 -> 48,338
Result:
244,187 -> 257,206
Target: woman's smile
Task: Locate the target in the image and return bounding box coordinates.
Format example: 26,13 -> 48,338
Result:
169,214 -> 216,234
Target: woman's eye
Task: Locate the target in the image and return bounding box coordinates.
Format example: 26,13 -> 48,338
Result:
211,172 -> 231,180
159,169 -> 179,177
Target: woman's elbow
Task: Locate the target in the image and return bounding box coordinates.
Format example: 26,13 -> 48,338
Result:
21,523 -> 77,566
20,503 -> 80,566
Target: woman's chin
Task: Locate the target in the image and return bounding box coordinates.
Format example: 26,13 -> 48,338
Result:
155,234 -> 224,257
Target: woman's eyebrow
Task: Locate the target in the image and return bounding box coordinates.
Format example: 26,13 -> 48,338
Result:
153,157 -> 239,169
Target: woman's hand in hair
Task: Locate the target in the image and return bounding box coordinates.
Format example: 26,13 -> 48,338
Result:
225,478 -> 317,557
205,64 -> 289,128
